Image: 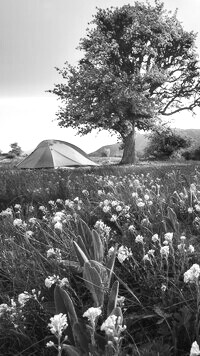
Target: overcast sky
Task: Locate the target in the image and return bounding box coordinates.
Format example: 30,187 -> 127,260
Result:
0,0 -> 200,153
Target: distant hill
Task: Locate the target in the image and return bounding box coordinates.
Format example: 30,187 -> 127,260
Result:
89,129 -> 200,157
89,132 -> 149,157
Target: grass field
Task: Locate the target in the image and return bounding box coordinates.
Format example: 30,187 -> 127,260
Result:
1,161 -> 200,355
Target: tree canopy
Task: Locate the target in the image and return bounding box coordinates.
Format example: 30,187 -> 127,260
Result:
50,0 -> 200,163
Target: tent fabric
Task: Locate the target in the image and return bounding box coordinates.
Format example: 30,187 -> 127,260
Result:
17,139 -> 97,169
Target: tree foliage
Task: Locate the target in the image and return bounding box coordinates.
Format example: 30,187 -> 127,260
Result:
9,142 -> 22,157
144,126 -> 192,160
50,0 -> 200,163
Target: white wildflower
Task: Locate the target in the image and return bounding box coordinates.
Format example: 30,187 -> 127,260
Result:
188,207 -> 194,213
29,217 -> 37,225
160,246 -> 169,258
152,234 -> 159,243
52,211 -> 65,223
161,284 -> 167,292
14,204 -> 21,210
94,220 -> 111,238
128,225 -> 135,232
190,341 -> 200,356
133,179 -> 140,187
0,208 -> 13,218
13,218 -> 23,227
39,205 -> 46,213
184,264 -> 200,284
25,230 -> 33,238
190,184 -> 197,194
178,243 -> 186,252
110,215 -> 118,222
148,249 -> 155,256
18,292 -> 32,307
135,235 -> 144,244
143,254 -> 151,262
103,205 -> 110,213
47,248 -> 61,260
117,246 -> 132,263
60,278 -> 69,287
101,315 -> 117,337
83,307 -> 102,326
115,205 -> 122,212
137,201 -> 145,208
45,275 -> 59,288
188,245 -> 195,253
47,248 -> 56,258
195,204 -> 200,212
164,232 -> 173,243
163,240 -> 169,245
108,246 -> 115,257
54,221 -> 63,231
147,200 -> 153,206
180,235 -> 186,241
48,313 -> 68,337
101,314 -> 126,339
46,341 -> 55,348
0,303 -> 10,316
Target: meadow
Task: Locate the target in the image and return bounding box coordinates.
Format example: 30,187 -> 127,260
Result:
1,162 -> 200,355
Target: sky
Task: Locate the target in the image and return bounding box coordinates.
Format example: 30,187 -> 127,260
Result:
0,0 -> 200,153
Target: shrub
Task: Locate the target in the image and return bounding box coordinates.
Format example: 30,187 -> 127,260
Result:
144,126 -> 192,160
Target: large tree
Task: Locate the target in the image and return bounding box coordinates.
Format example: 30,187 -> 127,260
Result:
50,0 -> 200,164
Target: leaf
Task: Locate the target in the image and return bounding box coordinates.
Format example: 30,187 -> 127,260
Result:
107,280 -> 119,316
60,260 -> 82,274
83,261 -> 104,306
62,344 -> 82,356
77,235 -> 90,260
73,321 -> 90,354
106,244 -> 118,289
78,218 -> 94,257
42,301 -> 56,314
92,229 -> 104,262
112,271 -> 142,306
54,285 -> 78,345
73,241 -> 89,267
154,306 -> 171,319
167,207 -> 179,233
110,306 -> 123,321
54,285 -> 78,325
90,260 -> 108,286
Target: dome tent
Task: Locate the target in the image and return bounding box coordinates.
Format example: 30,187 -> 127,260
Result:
17,139 -> 97,169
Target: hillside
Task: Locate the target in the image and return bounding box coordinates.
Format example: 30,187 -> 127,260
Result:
89,132 -> 149,157
89,129 -> 200,157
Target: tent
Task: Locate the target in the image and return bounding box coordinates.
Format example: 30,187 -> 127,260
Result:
17,139 -> 97,169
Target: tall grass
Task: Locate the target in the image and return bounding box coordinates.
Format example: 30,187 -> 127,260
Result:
0,162 -> 200,355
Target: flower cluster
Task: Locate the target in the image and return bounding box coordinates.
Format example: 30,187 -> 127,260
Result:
83,307 -> 102,327
117,245 -> 133,263
94,219 -> 111,240
45,275 -> 69,289
101,314 -> 126,341
184,264 -> 200,284
48,313 -> 68,337
99,199 -> 130,221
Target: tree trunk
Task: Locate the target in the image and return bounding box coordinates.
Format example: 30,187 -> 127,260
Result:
120,124 -> 136,164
